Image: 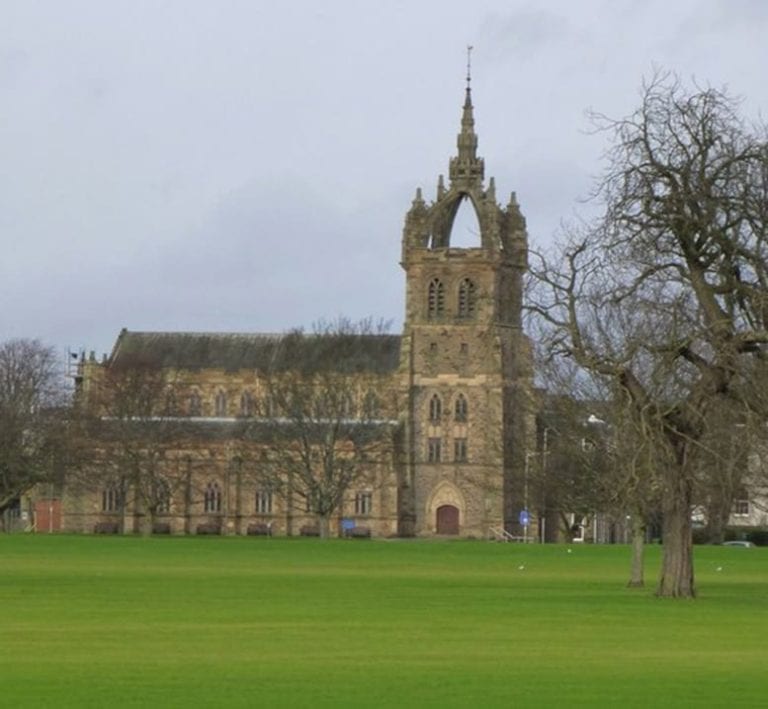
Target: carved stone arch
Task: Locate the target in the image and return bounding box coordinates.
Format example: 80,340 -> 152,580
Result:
428,189 -> 485,249
426,481 -> 466,534
427,392 -> 443,422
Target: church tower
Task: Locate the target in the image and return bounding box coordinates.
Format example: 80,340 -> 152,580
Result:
397,74 -> 533,538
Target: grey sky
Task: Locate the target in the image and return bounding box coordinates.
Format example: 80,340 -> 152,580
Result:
3,0 -> 767,360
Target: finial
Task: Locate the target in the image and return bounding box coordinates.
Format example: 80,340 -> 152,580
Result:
487,176 -> 496,201
466,45 -> 473,91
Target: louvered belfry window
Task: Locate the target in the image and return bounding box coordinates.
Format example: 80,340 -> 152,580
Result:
427,278 -> 445,319
457,278 -> 476,318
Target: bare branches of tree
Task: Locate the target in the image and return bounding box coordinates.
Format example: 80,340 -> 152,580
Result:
0,339 -> 69,524
528,71 -> 768,597
239,319 -> 399,538
84,355 -> 184,535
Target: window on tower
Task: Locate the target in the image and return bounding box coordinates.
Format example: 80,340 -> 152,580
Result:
454,438 -> 468,463
454,394 -> 468,422
429,394 -> 442,422
427,437 -> 442,462
427,278 -> 445,319
457,278 -> 477,318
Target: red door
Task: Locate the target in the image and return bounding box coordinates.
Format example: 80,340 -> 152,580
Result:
436,505 -> 459,535
35,499 -> 61,533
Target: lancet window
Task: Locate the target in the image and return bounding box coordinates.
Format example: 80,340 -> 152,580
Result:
240,391 -> 254,417
427,278 -> 445,319
454,394 -> 468,422
457,278 -> 476,318
215,390 -> 227,417
429,394 -> 442,422
204,481 -> 222,513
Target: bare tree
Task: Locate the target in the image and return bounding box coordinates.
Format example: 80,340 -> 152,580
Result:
240,320 -> 399,538
528,72 -> 768,597
0,339 -> 69,527
84,356 -> 183,535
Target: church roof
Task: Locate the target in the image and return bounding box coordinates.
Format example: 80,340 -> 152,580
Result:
108,329 -> 402,374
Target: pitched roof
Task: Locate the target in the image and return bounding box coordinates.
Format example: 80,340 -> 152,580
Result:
108,329 -> 402,374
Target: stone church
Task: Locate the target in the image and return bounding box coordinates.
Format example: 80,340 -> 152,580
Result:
54,81 -> 534,539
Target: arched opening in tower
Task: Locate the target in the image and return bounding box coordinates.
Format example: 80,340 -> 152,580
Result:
448,195 -> 481,248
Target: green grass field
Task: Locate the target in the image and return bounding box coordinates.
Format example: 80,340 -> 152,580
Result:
1,536 -> 766,708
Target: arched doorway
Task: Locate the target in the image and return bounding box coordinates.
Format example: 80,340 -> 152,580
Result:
436,504 -> 459,535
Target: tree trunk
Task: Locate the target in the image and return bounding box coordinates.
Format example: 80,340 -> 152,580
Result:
318,514 -> 331,539
704,497 -> 730,545
139,508 -> 153,537
627,513 -> 646,588
657,474 -> 695,598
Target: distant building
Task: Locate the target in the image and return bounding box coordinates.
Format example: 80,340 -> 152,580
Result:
37,83 -> 536,538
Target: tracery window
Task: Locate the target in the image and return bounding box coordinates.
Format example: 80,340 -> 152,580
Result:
204,481 -> 222,513
429,394 -> 442,422
101,482 -> 124,512
454,394 -> 468,422
427,278 -> 445,319
457,278 -> 477,318
255,490 -> 273,514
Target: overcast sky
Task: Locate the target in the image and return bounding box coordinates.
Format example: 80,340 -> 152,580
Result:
3,0 -> 768,360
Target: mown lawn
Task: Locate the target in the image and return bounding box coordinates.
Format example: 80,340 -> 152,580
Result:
1,535 -> 766,707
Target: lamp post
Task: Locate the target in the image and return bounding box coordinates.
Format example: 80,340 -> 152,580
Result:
523,452 -> 535,543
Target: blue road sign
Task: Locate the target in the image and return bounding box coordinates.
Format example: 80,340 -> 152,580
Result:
519,509 -> 530,527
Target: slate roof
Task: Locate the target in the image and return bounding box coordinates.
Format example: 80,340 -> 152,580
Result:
108,329 -> 402,374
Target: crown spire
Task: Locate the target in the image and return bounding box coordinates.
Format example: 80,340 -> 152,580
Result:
450,45 -> 483,185
458,45 -> 477,160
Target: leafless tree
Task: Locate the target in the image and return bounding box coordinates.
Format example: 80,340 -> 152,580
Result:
239,319 -> 399,538
0,339 -> 70,528
528,72 -> 768,597
84,356 -> 184,535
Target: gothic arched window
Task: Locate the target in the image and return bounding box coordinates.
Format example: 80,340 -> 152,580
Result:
255,490 -> 273,515
427,278 -> 445,319
429,394 -> 442,422
454,394 -> 468,422
240,390 -> 254,417
204,481 -> 222,513
101,482 -> 123,512
189,391 -> 202,417
457,278 -> 477,318
215,390 -> 227,417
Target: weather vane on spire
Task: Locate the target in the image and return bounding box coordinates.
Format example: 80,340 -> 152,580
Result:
466,45 -> 473,88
